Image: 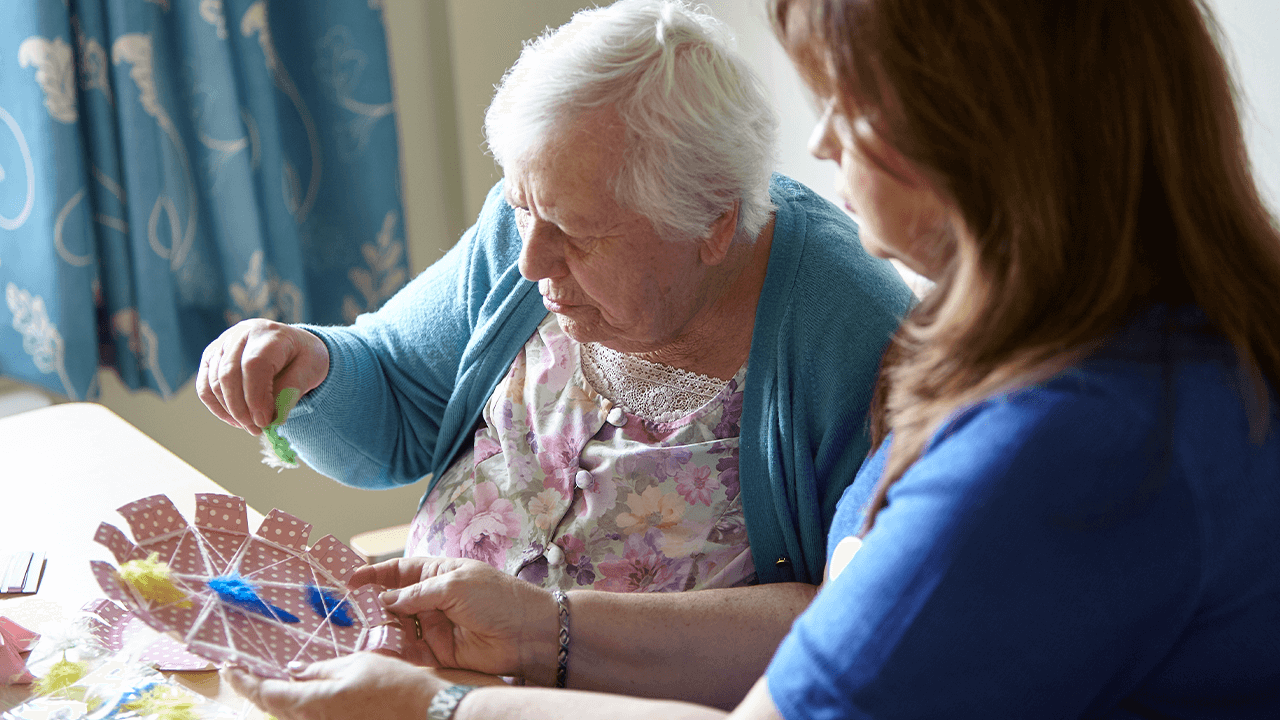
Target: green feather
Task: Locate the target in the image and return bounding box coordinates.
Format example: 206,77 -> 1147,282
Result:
261,387 -> 301,469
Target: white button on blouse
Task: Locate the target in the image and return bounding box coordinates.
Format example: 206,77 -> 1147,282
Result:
544,543 -> 565,567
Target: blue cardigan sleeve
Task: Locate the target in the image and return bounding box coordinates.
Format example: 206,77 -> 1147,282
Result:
280,182 -> 544,489
741,176 -> 915,584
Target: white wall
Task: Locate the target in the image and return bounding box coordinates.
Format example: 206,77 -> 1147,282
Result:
384,0 -> 590,272
1210,0 -> 1280,215
445,1 -> 589,228
48,0 -> 1279,544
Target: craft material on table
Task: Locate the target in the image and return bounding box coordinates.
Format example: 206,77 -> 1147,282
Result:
89,493 -> 405,679
0,618 -> 38,685
1,659 -> 243,720
0,555 -> 45,596
82,599 -> 212,672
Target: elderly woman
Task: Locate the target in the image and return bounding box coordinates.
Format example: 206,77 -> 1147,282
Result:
226,0 -> 1280,718
198,0 -> 910,600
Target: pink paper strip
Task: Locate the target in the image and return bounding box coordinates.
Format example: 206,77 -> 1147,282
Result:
0,616 -> 37,685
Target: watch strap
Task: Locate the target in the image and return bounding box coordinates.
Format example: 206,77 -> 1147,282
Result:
427,683 -> 479,720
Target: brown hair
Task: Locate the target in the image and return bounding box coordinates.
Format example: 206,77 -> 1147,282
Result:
771,0 -> 1280,531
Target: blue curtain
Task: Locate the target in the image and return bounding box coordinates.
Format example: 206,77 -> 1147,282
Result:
0,0 -> 408,400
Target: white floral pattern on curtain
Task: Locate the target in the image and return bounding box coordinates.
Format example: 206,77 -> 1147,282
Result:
0,0 -> 407,400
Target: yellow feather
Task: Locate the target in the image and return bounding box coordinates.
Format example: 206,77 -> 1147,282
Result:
121,685 -> 200,720
33,656 -> 87,696
117,552 -> 193,609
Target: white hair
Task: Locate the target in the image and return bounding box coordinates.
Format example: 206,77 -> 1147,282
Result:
484,0 -> 779,243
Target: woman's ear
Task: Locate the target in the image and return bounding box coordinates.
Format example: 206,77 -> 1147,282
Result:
699,201 -> 740,265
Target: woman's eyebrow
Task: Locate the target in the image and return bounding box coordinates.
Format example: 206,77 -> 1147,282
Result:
557,210 -> 623,239
502,184 -> 614,237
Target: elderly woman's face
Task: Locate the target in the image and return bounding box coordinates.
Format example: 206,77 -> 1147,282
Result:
506,110 -> 710,353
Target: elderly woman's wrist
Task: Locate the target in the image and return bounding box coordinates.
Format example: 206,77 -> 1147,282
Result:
518,587 -> 566,686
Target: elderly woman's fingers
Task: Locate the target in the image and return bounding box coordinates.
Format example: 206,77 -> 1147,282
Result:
240,322 -> 331,429
348,557 -> 430,590
349,559 -> 537,676
214,328 -> 255,432
206,341 -> 242,430
237,329 -> 282,430
376,561 -> 482,610
194,319 -> 330,435
198,324 -> 252,432
378,574 -> 452,613
393,609 -> 452,667
388,562 -> 550,677
349,556 -> 476,592
196,339 -> 237,429
377,558 -> 533,620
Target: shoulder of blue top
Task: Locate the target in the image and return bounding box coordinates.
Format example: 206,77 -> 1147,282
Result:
261,387 -> 301,470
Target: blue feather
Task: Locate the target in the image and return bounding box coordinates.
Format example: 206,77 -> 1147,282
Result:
306,585 -> 355,626
208,574 -> 299,623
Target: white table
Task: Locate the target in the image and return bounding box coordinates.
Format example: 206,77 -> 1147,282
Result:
0,403 -> 264,714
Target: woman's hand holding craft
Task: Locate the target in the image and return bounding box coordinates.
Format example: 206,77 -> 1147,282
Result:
351,557 -> 560,684
197,319 -> 330,435
222,652 -> 497,720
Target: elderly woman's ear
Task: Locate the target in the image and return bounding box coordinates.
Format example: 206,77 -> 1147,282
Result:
699,200 -> 742,266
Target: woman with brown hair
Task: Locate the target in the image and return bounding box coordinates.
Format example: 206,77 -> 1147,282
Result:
758,0 -> 1280,717
224,0 -> 1280,717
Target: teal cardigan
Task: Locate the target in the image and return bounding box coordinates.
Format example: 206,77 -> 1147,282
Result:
285,174 -> 913,584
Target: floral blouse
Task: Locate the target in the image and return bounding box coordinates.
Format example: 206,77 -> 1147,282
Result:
406,315 -> 754,592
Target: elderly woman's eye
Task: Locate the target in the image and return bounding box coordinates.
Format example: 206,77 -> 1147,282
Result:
513,206 -> 533,234
565,232 -> 601,252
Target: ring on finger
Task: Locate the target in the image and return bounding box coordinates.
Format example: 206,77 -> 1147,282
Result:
413,615 -> 422,640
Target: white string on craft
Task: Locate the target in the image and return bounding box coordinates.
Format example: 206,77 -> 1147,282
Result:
175,525 -> 368,666
91,494 -> 402,678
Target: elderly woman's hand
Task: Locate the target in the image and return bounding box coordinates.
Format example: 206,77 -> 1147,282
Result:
349,557 -> 560,685
196,318 -> 330,434
222,652 -> 500,720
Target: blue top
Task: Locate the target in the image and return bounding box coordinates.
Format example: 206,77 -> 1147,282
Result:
767,306 -> 1280,718
282,174 -> 914,584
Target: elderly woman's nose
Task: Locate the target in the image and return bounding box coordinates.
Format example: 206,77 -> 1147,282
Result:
518,218 -> 566,281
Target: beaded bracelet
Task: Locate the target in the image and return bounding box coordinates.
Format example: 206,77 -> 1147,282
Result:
551,589 -> 571,688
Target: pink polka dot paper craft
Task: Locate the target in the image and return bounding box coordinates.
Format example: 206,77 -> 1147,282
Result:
89,493 -> 406,679
82,597 -> 213,671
